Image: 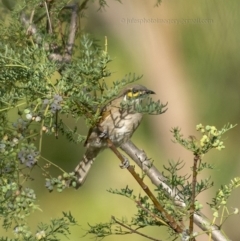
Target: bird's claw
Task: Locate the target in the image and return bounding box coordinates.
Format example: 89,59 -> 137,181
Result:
119,156 -> 130,169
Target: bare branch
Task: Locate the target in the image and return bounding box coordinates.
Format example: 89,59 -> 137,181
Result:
193,213 -> 227,241
120,140 -> 185,206
63,3 -> 79,63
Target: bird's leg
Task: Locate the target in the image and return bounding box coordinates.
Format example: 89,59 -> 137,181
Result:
119,155 -> 130,169
99,127 -> 129,168
98,129 -> 108,139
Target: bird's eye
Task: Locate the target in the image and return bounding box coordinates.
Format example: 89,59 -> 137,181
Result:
132,88 -> 137,94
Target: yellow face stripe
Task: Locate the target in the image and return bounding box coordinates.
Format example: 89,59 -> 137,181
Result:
127,91 -> 140,98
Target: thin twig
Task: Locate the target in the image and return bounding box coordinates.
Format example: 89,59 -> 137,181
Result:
189,155 -> 200,241
39,104 -> 49,153
40,155 -> 66,173
135,200 -> 168,227
29,10 -> 35,25
55,110 -> 59,139
44,1 -> 53,34
105,35 -> 108,52
26,9 -> 36,39
111,216 -> 162,241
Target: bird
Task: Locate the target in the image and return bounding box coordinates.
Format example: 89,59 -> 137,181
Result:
73,84 -> 155,188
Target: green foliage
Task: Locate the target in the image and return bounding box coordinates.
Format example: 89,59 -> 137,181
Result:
0,1 -> 239,241
0,0 -> 166,238
209,177 -> 240,223
210,177 -> 240,209
96,0 -> 162,10
45,172 -> 77,192
87,186 -> 175,240
0,184 -> 38,230
172,123 -> 236,155
120,97 -> 168,115
0,212 -> 77,241
106,171 -> 206,237
161,160 -> 213,206
98,0 -> 122,10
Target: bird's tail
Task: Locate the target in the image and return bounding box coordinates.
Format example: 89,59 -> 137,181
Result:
74,147 -> 101,188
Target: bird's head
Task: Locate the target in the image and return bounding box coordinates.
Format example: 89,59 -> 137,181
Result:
122,85 -> 155,102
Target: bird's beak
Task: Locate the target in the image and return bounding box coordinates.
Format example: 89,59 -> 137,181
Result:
146,89 -> 155,95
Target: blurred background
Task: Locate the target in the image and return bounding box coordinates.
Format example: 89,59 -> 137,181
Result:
1,0 -> 240,240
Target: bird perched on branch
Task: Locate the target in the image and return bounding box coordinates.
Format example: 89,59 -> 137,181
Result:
74,84 -> 155,188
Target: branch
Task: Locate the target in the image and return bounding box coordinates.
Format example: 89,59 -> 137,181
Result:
120,140 -> 185,206
63,3 -> 79,62
106,138 -> 184,234
48,3 -> 79,63
20,3 -> 81,63
189,155 -> 200,240
120,140 -> 229,241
